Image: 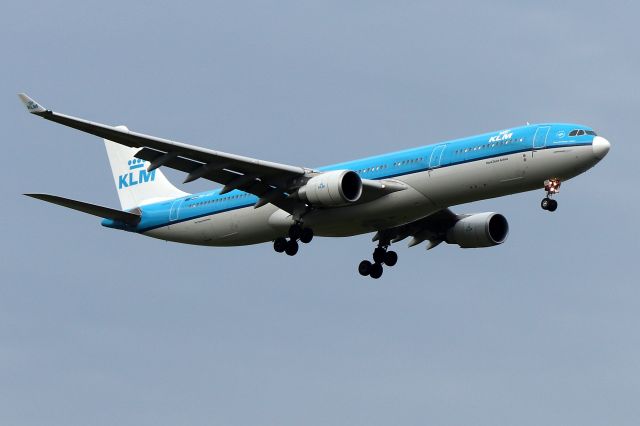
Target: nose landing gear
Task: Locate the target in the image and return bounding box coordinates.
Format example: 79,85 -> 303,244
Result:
541,179 -> 560,212
358,241 -> 398,279
273,224 -> 313,256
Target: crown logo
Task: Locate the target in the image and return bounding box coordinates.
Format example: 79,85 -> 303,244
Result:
128,158 -> 145,170
118,158 -> 156,190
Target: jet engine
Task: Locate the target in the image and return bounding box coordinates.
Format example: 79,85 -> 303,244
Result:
297,170 -> 363,207
446,212 -> 509,248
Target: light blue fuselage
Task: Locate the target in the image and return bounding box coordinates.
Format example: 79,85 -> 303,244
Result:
103,123 -> 601,244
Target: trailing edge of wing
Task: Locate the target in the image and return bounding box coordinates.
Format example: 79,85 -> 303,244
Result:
376,208 -> 458,248
25,193 -> 141,225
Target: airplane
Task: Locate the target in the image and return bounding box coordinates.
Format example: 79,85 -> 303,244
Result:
18,93 -> 610,279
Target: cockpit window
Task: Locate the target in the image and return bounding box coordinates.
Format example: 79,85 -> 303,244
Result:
569,129 -> 596,136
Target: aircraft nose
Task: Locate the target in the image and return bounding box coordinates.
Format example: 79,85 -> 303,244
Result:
592,136 -> 611,159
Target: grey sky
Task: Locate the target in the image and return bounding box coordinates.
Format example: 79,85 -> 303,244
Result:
2,1 -> 639,425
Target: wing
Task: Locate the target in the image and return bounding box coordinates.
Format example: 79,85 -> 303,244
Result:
18,94 -> 309,213
19,94 -> 404,214
373,208 -> 459,249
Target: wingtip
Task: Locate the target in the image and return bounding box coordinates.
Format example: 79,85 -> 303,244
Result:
24,193 -> 48,200
17,93 -> 46,113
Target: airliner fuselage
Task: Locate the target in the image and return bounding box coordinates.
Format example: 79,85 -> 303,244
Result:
106,124 -> 608,246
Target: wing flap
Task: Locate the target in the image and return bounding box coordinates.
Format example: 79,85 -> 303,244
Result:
134,147 -> 301,212
376,208 -> 458,248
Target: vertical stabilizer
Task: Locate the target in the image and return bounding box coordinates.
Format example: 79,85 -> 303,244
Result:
104,126 -> 189,210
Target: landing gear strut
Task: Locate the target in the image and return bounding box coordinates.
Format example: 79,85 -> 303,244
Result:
273,224 -> 313,256
358,241 -> 398,279
541,179 -> 560,212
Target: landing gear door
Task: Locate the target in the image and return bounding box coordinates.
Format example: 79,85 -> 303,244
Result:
532,126 -> 551,152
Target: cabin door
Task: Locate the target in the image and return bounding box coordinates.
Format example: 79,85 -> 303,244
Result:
169,198 -> 184,221
429,145 -> 447,169
532,126 -> 551,152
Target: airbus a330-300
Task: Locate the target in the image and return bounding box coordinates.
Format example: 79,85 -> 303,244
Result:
19,94 -> 610,278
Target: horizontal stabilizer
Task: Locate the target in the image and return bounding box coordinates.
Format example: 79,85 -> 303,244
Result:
24,193 -> 141,225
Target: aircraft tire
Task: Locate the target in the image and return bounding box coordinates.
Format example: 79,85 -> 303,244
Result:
289,224 -> 302,240
373,247 -> 386,264
300,228 -> 314,244
358,260 -> 372,276
369,263 -> 383,279
384,251 -> 398,267
274,237 -> 288,253
285,240 -> 299,256
541,198 -> 550,210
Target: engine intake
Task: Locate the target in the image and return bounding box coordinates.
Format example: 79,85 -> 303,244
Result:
446,212 -> 509,248
298,170 -> 362,206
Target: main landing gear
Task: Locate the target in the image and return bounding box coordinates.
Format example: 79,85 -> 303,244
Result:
358,242 -> 398,279
541,178 -> 561,212
273,224 -> 313,256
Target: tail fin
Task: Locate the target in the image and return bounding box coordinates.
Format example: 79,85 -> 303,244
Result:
104,126 -> 189,210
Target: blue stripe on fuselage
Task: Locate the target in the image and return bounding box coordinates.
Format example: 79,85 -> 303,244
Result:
101,123 -> 596,233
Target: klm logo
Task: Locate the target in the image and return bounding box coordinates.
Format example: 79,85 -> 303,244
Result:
488,130 -> 513,143
118,158 -> 156,189
317,182 -> 327,190
26,100 -> 40,111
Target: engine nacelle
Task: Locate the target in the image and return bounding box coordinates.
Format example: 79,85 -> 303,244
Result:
446,212 -> 509,248
298,170 -> 363,206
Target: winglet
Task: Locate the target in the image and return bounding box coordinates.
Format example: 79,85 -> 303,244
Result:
17,93 -> 46,113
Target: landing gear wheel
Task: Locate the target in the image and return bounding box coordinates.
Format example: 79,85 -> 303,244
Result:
273,237 -> 287,253
358,260 -> 372,276
369,263 -> 383,279
384,250 -> 398,267
299,228 -> 314,244
285,240 -> 299,256
373,247 -> 387,264
288,224 -> 302,240
541,198 -> 550,210
547,199 -> 558,212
